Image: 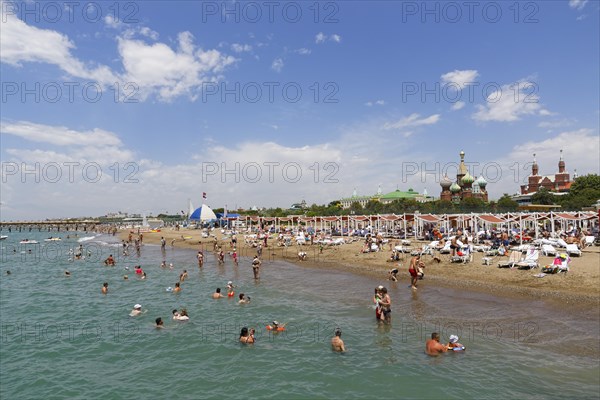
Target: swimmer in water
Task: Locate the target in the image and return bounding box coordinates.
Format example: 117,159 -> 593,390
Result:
155,317 -> 164,328
447,335 -> 465,350
141,272 -> 147,280
65,270 -> 71,277
226,281 -> 235,297
129,304 -> 143,317
331,328 -> 346,352
180,270 -> 188,282
102,282 -> 108,294
173,282 -> 181,293
425,332 -> 450,356
239,327 -> 255,344
238,293 -> 250,304
212,288 -> 224,299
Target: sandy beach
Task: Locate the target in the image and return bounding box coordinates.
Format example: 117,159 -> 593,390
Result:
122,228 -> 600,308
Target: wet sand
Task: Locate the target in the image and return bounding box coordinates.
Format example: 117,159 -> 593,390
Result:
123,228 -> 600,310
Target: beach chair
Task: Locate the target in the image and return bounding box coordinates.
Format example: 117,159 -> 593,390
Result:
541,244 -> 557,257
566,244 -> 581,257
451,247 -> 471,264
557,238 -> 568,248
498,250 -> 521,268
439,241 -> 452,254
583,236 -> 595,248
516,249 -> 539,270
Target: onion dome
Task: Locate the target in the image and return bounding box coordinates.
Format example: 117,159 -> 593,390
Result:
461,171 -> 475,185
450,182 -> 461,193
475,175 -> 487,188
440,174 -> 453,189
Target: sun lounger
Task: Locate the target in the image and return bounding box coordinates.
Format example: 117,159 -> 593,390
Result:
394,245 -> 412,253
439,241 -> 451,254
509,244 -> 529,253
541,244 -> 557,257
584,236 -> 595,247
557,239 -> 568,248
516,249 -> 539,270
498,250 -> 521,268
451,247 -> 471,264
566,244 -> 581,257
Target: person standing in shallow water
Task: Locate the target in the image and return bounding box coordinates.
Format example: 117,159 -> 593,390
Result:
252,255 -> 261,279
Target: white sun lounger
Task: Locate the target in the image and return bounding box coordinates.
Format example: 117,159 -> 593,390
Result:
566,244 -> 581,257
516,249 -> 540,270
439,241 -> 451,254
498,250 -> 521,268
557,239 -> 568,248
541,244 -> 557,257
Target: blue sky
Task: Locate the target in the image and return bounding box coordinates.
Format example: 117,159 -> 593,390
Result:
1,0 -> 599,220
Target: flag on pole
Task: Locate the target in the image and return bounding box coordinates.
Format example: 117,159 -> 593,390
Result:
202,192 -> 207,199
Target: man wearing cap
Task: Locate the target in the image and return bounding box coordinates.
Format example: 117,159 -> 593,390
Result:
130,304 -> 143,316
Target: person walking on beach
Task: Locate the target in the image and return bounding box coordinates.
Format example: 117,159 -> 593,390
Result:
408,255 -> 420,290
252,255 -> 261,279
331,328 -> 346,352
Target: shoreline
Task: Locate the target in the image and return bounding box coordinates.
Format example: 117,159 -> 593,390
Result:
121,228 -> 600,311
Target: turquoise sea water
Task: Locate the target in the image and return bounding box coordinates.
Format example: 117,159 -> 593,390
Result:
1,231 -> 599,399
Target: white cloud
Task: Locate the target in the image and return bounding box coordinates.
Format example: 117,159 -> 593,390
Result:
117,32 -> 237,101
1,121 -> 122,147
271,58 -> 284,72
1,10 -> 117,84
315,33 -> 341,44
231,43 -> 253,53
441,69 -> 479,89
383,113 -> 440,130
139,27 -> 159,40
472,81 -> 544,122
104,15 -> 123,29
537,119 -> 576,129
365,100 -> 385,107
569,0 -> 588,10
451,101 -> 466,111
296,48 -> 312,55
1,12 -> 235,102
488,129 -> 599,197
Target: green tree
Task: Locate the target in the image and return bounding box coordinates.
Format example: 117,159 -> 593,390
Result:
349,202 -> 364,214
569,174 -> 600,197
496,194 -> 519,212
531,188 -> 556,205
459,197 -> 486,213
